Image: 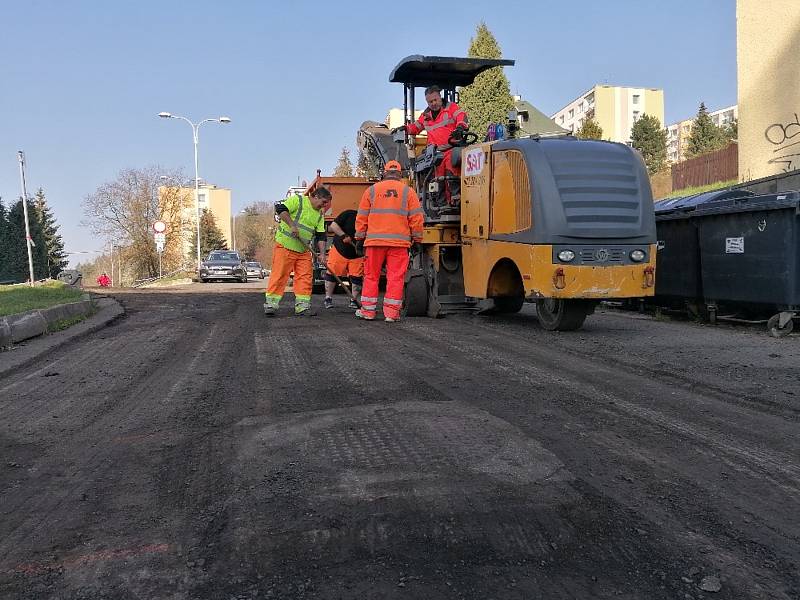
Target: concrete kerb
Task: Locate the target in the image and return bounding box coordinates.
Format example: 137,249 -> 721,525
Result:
0,296 -> 124,378
1,294 -> 95,347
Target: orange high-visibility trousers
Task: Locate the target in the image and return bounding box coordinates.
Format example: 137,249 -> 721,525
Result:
265,244 -> 314,312
360,246 -> 408,320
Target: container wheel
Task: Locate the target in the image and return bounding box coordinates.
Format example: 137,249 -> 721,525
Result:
536,299 -> 589,331
402,273 -> 428,317
767,314 -> 794,338
492,295 -> 524,314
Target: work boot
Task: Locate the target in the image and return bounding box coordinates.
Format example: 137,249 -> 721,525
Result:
348,299 -> 359,310
324,297 -> 334,309
384,316 -> 399,323
263,303 -> 275,317
355,309 -> 374,321
295,308 -> 317,317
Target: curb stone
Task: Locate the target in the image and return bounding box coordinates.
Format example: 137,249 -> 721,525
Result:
1,295 -> 95,347
0,297 -> 124,378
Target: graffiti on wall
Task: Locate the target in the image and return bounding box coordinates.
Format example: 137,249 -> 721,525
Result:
765,113 -> 800,172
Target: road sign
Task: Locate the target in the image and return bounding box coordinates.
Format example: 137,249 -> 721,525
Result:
156,241 -> 165,253
154,232 -> 166,244
153,220 -> 167,233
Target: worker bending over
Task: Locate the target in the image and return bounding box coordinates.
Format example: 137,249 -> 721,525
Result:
324,208 -> 363,310
264,187 -> 331,316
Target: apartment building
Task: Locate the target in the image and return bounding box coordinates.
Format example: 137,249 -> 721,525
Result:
666,105 -> 738,163
160,184 -> 232,258
550,85 -> 664,144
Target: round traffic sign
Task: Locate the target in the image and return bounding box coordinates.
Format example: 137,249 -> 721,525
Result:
153,220 -> 167,233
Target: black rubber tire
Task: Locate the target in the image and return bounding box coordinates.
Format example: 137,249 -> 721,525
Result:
536,299 -> 589,331
200,278 -> 208,283
768,314 -> 794,338
402,274 -> 428,317
492,295 -> 524,314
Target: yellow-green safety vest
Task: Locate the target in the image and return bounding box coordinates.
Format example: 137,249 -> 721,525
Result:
274,194 -> 325,253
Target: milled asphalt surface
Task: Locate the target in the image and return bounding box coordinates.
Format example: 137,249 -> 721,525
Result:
0,280 -> 797,599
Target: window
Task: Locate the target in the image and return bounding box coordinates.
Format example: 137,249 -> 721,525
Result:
569,109 -> 574,118
632,111 -> 640,121
633,94 -> 640,105
560,115 -> 565,124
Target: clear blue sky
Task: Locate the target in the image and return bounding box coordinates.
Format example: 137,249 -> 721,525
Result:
0,0 -> 736,263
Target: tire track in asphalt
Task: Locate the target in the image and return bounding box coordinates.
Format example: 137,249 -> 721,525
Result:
0,304 -> 222,581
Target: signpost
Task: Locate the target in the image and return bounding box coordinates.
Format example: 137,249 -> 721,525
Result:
153,221 -> 167,277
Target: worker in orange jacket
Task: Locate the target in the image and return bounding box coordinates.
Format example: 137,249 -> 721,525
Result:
394,85 -> 469,205
354,160 -> 424,322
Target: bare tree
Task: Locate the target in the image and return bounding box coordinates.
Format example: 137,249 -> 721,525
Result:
82,166 -> 193,279
235,201 -> 276,263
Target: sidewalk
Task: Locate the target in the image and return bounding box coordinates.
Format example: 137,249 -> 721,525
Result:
0,296 -> 124,378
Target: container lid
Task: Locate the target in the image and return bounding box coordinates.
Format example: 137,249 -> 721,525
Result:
690,190 -> 800,217
654,188 -> 754,216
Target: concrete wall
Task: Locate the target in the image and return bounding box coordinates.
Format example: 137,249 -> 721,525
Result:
737,0 -> 800,181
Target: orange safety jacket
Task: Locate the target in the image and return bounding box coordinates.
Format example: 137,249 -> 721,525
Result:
355,179 -> 424,248
405,101 -> 469,146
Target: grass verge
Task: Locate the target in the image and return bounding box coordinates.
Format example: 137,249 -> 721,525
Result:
0,281 -> 85,317
47,311 -> 94,332
657,178 -> 739,201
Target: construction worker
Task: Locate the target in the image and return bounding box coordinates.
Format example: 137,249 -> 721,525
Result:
354,160 -> 423,322
264,187 -> 331,316
324,208 -> 363,310
393,85 -> 469,205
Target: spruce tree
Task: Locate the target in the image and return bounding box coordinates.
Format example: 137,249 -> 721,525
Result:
630,114 -> 668,174
191,209 -> 228,259
6,198 -> 47,282
686,102 -> 725,157
333,147 -> 354,177
0,199 -> 9,282
33,188 -> 67,278
458,22 -> 515,140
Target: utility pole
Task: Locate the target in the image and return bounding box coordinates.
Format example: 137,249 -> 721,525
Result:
17,152 -> 36,286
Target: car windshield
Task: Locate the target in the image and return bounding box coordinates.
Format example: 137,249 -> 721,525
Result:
208,252 -> 239,261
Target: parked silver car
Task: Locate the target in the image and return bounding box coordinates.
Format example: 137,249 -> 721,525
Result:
245,261 -> 267,279
198,250 -> 248,283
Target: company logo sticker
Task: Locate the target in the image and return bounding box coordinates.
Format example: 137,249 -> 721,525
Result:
464,148 -> 486,176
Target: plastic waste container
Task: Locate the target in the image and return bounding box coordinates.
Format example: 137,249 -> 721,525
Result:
694,191 -> 800,309
57,269 -> 83,287
654,189 -> 755,302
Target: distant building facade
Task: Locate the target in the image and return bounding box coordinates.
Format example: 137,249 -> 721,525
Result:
666,105 -> 738,163
550,85 -> 664,144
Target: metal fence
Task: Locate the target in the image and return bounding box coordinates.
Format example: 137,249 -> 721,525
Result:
672,143 -> 738,190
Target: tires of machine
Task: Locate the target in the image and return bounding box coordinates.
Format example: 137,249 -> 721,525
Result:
491,294 -> 524,314
535,299 -> 594,331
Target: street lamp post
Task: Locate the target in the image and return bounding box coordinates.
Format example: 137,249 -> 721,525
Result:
16,151 -> 36,286
232,209 -> 246,252
158,112 -> 231,271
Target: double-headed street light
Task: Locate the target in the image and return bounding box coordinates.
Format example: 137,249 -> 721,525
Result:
158,111 -> 231,270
